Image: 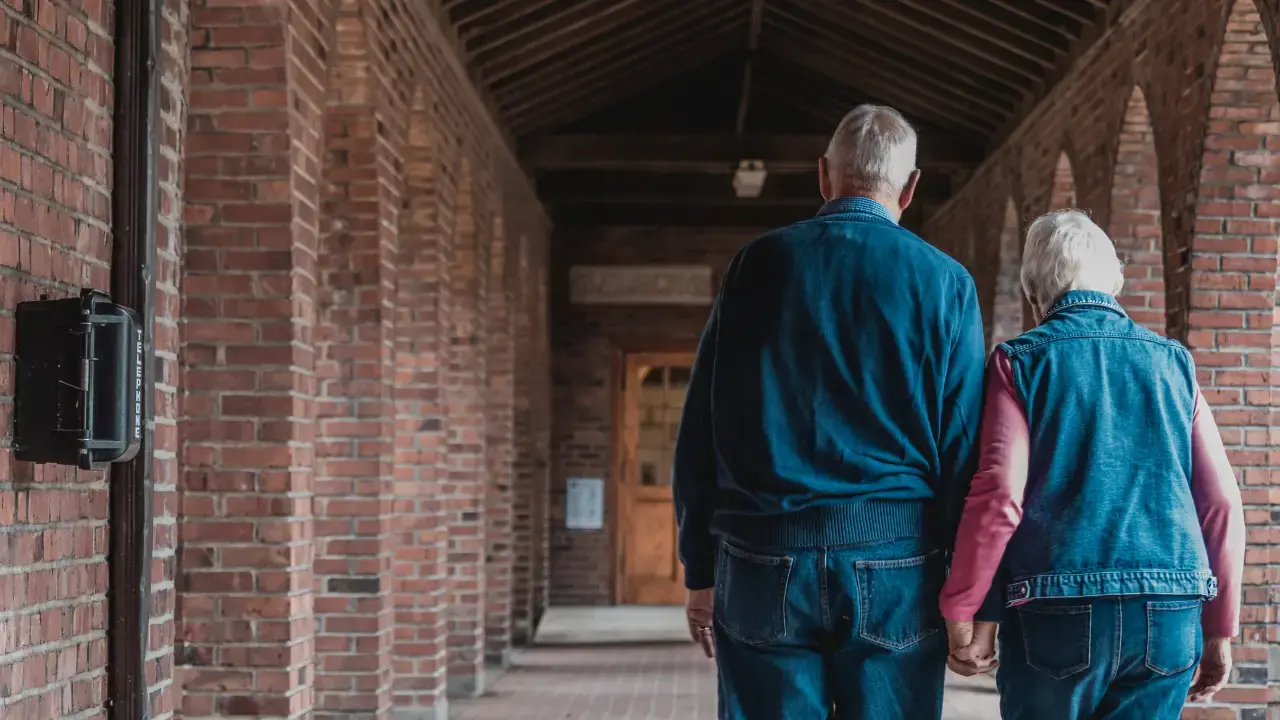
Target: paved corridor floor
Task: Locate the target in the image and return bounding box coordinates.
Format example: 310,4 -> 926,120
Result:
453,644 -> 1001,719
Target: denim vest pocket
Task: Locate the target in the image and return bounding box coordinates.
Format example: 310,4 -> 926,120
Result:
1145,600 -> 1202,676
855,549 -> 943,651
1017,604 -> 1091,680
714,542 -> 793,645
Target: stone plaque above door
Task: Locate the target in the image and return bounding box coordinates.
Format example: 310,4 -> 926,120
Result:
569,265 -> 713,305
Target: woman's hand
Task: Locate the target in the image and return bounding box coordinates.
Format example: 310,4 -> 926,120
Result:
945,619 -> 999,676
1188,637 -> 1232,702
686,588 -> 716,659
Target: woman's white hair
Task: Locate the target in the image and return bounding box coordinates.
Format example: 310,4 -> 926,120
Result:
1020,209 -> 1124,318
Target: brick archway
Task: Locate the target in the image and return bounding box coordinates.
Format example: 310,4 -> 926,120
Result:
1188,0 -> 1280,709
1050,151 -> 1078,209
991,198 -> 1025,345
1108,87 -> 1166,334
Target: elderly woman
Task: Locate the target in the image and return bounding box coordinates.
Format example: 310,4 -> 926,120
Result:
938,210 -> 1245,718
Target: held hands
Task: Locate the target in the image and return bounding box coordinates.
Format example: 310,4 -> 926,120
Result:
686,588 -> 716,659
945,619 -> 999,676
1187,636 -> 1232,703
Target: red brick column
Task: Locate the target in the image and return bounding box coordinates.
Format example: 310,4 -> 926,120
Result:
445,158 -> 491,697
511,230 -> 537,644
485,221 -> 516,665
312,2 -> 401,716
1108,87 -> 1167,334
392,95 -> 459,717
179,0 -> 328,715
1186,1 -> 1278,713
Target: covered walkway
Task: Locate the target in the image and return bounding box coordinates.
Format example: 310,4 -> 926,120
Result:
451,609 -> 1001,720
0,0 -> 1275,718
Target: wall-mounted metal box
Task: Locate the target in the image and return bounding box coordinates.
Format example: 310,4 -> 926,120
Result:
13,289 -> 142,469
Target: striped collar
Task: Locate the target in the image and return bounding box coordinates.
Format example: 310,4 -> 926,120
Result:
816,196 -> 897,225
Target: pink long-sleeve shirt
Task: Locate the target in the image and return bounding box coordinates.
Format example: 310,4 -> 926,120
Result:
939,347 -> 1246,638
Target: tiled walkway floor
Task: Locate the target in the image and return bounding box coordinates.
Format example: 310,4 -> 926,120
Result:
453,644 -> 1001,719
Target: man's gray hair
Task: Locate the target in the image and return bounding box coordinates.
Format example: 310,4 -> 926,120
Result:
824,105 -> 918,195
1020,210 -> 1124,317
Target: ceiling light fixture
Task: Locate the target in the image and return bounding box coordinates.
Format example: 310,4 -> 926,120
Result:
733,159 -> 767,198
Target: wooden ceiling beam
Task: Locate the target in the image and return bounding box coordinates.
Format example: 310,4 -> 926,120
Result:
848,0 -> 1046,81
492,1 -> 734,106
498,15 -> 742,118
934,0 -> 1072,54
985,0 -> 1084,35
896,0 -> 1060,65
470,0 -> 643,64
520,134 -> 984,173
1033,0 -> 1100,25
484,0 -> 696,89
511,32 -> 743,134
456,0 -> 550,37
734,0 -> 766,135
537,170 -> 953,206
762,35 -> 1003,134
552,202 -> 817,228
775,1 -> 1029,97
764,15 -> 1017,119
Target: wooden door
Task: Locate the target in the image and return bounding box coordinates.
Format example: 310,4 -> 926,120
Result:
617,353 -> 694,605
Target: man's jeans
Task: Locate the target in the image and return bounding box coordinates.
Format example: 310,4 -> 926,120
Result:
997,597 -> 1203,719
713,537 -> 947,719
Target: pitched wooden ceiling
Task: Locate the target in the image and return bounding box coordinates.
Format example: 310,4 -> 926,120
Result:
442,0 -> 1129,229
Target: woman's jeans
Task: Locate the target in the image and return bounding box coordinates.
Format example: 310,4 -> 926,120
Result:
998,596 -> 1203,720
713,536 -> 947,720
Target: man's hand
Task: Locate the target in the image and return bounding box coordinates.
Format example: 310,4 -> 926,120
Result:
945,619 -> 999,676
1188,637 -> 1232,703
686,588 -> 716,659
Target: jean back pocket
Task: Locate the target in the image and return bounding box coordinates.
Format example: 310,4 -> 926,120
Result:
1018,603 -> 1092,680
715,542 -> 793,645
1145,600 -> 1201,676
855,549 -> 944,651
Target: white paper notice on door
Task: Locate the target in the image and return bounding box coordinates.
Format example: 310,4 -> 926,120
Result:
565,478 -> 605,531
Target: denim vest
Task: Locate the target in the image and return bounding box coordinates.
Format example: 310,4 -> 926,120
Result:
997,290 -> 1216,605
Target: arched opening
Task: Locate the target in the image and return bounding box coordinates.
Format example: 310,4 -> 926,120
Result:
391,90 -> 452,713
1050,151 -> 1077,209
1109,87 -> 1166,334
991,198 -> 1025,345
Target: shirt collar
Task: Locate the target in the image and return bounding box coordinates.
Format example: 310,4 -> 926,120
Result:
816,196 -> 897,225
1044,290 -> 1127,319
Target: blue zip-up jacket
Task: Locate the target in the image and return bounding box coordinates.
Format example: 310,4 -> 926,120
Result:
998,290 -> 1216,604
673,197 -> 987,593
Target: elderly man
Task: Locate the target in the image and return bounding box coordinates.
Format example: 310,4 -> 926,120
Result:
673,104 -> 997,719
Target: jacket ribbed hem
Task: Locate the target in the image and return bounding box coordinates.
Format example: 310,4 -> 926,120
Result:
710,500 -> 928,550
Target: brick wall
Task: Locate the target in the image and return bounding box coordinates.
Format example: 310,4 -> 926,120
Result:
547,226 -> 760,605
924,0 -> 1279,714
0,0 -> 117,716
178,0 -> 549,718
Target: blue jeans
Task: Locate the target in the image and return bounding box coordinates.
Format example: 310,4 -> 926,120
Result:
998,597 -> 1203,719
713,537 -> 947,719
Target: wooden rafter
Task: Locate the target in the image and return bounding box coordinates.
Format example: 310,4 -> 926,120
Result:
492,1 -> 733,105
455,0 -> 545,35
765,11 -> 1018,118
986,0 -> 1084,34
734,0 -> 766,135
897,0 -> 1058,65
498,12 -> 741,117
484,0 -> 696,88
788,1 -> 1030,96
1033,0 -> 1099,25
934,0 -> 1071,54
851,0 -> 1046,81
471,0 -> 643,64
522,134 -> 984,172
511,29 -> 744,133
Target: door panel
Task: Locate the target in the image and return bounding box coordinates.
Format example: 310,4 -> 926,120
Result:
619,354 -> 693,605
